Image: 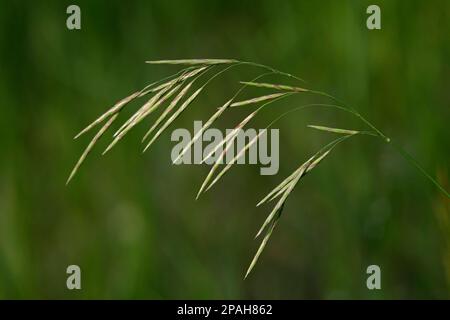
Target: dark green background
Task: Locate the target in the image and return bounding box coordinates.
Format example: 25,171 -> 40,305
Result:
0,0 -> 449,299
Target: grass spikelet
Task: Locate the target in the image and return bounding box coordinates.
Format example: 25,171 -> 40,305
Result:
107,66 -> 213,153
306,149 -> 331,173
256,166 -> 302,207
143,86 -> 204,152
134,84 -> 182,124
248,135 -> 356,275
113,86 -> 174,138
179,66 -> 209,81
255,159 -> 310,238
146,59 -> 237,65
205,129 -> 264,192
67,114 -> 118,185
128,85 -> 176,129
138,66 -> 204,97
141,83 -> 194,143
113,111 -> 140,138
240,81 -> 308,92
200,110 -> 259,165
199,94 -> 300,196
74,91 -> 139,139
103,85 -> 178,154
256,134 -> 354,212
307,125 -> 359,135
172,99 -> 232,164
245,216 -> 280,279
139,79 -> 179,97
230,93 -> 289,107
196,110 -> 259,198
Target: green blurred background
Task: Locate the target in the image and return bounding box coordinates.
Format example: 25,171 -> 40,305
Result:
0,0 -> 449,299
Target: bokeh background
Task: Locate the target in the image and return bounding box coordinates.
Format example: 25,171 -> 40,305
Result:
0,0 -> 449,299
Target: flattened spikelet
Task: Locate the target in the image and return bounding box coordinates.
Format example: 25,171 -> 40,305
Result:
143,86 -> 204,152
135,84 -> 181,124
308,124 -> 359,135
74,91 -> 139,139
255,159 -> 310,238
67,114 -> 118,185
240,81 -> 308,92
201,110 -> 259,165
205,129 -> 264,192
137,66 -> 197,97
138,66 -> 206,98
197,110 -> 259,198
142,83 -> 193,143
146,59 -> 236,65
256,166 -> 302,207
247,140 -> 342,276
104,84 -> 178,154
230,93 -> 289,107
172,99 -> 232,164
181,66 -> 209,79
245,217 -> 279,279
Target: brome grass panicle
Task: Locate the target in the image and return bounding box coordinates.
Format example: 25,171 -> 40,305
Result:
68,58 -> 450,278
